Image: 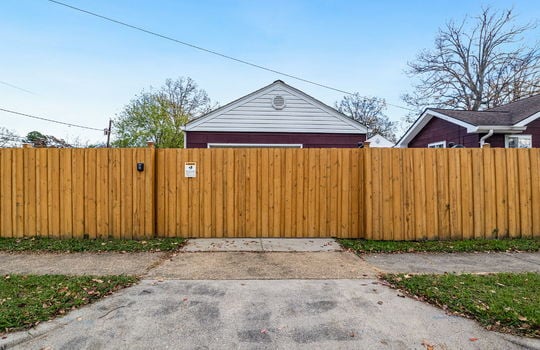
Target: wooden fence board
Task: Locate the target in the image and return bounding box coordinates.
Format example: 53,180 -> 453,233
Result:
0,147 -> 538,240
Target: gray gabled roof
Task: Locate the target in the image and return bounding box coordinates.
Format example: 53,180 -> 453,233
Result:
430,94 -> 540,126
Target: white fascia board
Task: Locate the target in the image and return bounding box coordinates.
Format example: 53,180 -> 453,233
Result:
397,109 -> 477,147
184,82 -> 281,131
473,125 -> 527,133
514,111 -> 540,127
281,83 -> 368,133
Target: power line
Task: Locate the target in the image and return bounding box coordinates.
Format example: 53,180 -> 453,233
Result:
0,80 -> 35,95
0,107 -> 104,131
46,0 -> 416,112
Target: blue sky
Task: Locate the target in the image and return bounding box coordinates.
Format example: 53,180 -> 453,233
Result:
1,0 -> 539,144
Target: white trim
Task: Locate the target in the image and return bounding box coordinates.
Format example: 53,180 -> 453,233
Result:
428,140 -> 446,148
207,143 -> 303,148
505,134 -> 532,148
183,131 -> 187,148
474,125 -> 527,133
396,109 -> 476,147
514,111 -> 540,127
184,81 -> 367,133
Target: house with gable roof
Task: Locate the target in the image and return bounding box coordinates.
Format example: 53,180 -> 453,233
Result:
397,94 -> 540,148
182,80 -> 367,148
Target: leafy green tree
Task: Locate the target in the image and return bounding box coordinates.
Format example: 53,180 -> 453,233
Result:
25,131 -> 72,148
113,77 -> 215,148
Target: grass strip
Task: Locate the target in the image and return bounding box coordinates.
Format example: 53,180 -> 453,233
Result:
383,272 -> 539,337
0,274 -> 138,334
0,237 -> 185,252
339,238 -> 539,253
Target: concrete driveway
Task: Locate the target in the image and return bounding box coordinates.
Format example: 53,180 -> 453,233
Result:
1,239 -> 539,349
5,279 -> 537,350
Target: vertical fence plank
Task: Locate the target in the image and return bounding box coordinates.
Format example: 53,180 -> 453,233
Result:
0,150 -> 12,237
494,149 -> 509,238
23,148 -> 37,236
37,149 -> 49,237
71,149 -> 85,238
472,149 -> 485,239
483,148 -> 497,238
460,149 -> 474,239
530,149 -> 540,236
59,149 -> 73,238
517,150 -> 532,238
156,149 -> 165,236
47,149 -> 60,238
506,150 -> 520,237
424,149 -> 438,240
435,150 -> 450,240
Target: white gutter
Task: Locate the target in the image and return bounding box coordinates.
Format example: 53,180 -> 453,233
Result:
479,129 -> 494,147
473,125 -> 527,133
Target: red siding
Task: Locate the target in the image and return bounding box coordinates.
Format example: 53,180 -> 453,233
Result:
409,117 -> 479,148
186,131 -> 366,148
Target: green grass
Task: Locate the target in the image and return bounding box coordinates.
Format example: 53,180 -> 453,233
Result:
0,274 -> 138,333
383,273 -> 540,337
339,238 -> 540,254
0,237 -> 186,252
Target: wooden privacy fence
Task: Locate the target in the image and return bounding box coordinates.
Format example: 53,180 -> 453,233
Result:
0,147 -> 539,240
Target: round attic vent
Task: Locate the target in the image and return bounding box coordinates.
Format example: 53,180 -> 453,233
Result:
272,95 -> 286,110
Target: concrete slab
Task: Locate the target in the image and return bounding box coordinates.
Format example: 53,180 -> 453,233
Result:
180,238 -> 342,252
0,252 -> 165,276
180,238 -> 263,252
4,279 -> 537,350
147,252 -> 377,279
261,239 -> 342,252
364,252 -> 540,274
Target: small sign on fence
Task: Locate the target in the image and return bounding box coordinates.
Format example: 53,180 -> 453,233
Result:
184,162 -> 197,178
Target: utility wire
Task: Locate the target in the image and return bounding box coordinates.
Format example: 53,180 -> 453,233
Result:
47,0 -> 416,112
0,80 -> 35,95
0,107 -> 103,131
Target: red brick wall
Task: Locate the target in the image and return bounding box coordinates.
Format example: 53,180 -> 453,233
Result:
408,117 -> 479,148
186,132 -> 366,148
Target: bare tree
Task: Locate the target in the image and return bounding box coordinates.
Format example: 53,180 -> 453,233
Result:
0,127 -> 21,147
403,7 -> 539,112
336,94 -> 397,141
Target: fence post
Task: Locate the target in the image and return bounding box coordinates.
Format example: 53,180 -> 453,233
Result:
146,141 -> 157,237
482,143 -> 491,148
363,140 -> 372,239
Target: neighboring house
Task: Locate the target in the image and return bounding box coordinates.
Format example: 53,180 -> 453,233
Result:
182,80 -> 367,148
397,94 -> 540,148
366,134 -> 394,148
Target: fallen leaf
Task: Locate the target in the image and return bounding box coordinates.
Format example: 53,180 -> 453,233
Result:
92,279 -> 104,284
76,317 -> 82,321
397,293 -> 405,298
518,316 -> 528,321
377,301 -> 383,305
421,339 -> 434,350
260,329 -> 268,334
469,337 -> 479,342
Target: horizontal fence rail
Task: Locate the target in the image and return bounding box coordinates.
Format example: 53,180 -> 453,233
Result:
0,147 -> 538,240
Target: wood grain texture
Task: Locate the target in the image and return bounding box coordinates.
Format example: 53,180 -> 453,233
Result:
0,148 -> 538,239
